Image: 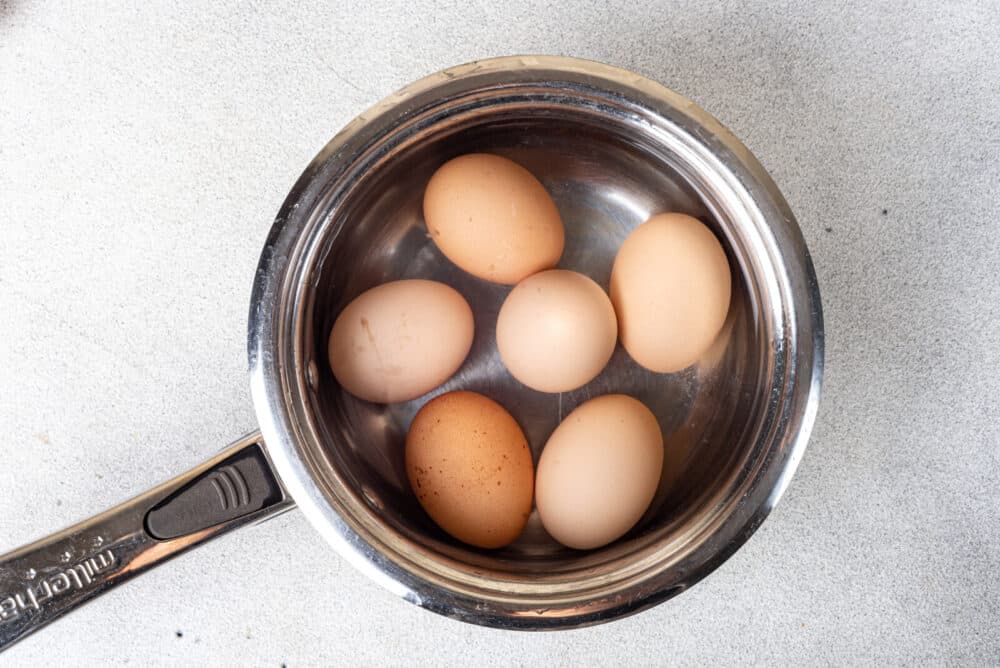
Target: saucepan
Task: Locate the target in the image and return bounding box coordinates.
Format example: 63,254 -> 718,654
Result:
0,55 -> 823,649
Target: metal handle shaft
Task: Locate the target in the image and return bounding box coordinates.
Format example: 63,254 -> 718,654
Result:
0,431 -> 294,651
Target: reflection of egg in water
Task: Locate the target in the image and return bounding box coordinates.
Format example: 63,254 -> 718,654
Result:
611,213 -> 732,373
327,280 -> 474,403
423,153 -> 565,284
496,269 -> 617,393
406,391 -> 535,549
535,394 -> 663,550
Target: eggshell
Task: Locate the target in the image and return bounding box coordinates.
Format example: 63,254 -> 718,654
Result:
610,213 -> 732,373
327,280 -> 473,403
406,391 -> 534,549
535,394 -> 663,550
496,269 -> 617,393
423,153 -> 565,284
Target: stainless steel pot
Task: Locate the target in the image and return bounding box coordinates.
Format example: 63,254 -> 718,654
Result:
0,55 -> 823,648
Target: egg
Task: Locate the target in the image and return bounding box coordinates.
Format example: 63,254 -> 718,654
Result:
423,153 -> 565,284
327,280 -> 474,403
496,269 -> 617,393
406,391 -> 534,549
535,394 -> 663,550
610,213 -> 732,373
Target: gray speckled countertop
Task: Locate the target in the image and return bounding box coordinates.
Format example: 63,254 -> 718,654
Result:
2,1 -> 998,665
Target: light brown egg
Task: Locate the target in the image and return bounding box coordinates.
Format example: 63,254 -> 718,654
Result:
496,269 -> 617,393
535,394 -> 663,550
610,213 -> 732,373
327,280 -> 473,404
406,391 -> 534,549
422,153 -> 565,284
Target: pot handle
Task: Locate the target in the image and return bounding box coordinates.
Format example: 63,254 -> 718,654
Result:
0,431 -> 294,651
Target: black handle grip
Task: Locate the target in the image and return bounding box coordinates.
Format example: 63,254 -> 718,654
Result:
145,444 -> 284,540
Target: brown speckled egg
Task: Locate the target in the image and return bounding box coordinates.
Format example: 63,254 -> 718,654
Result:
406,391 -> 534,549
